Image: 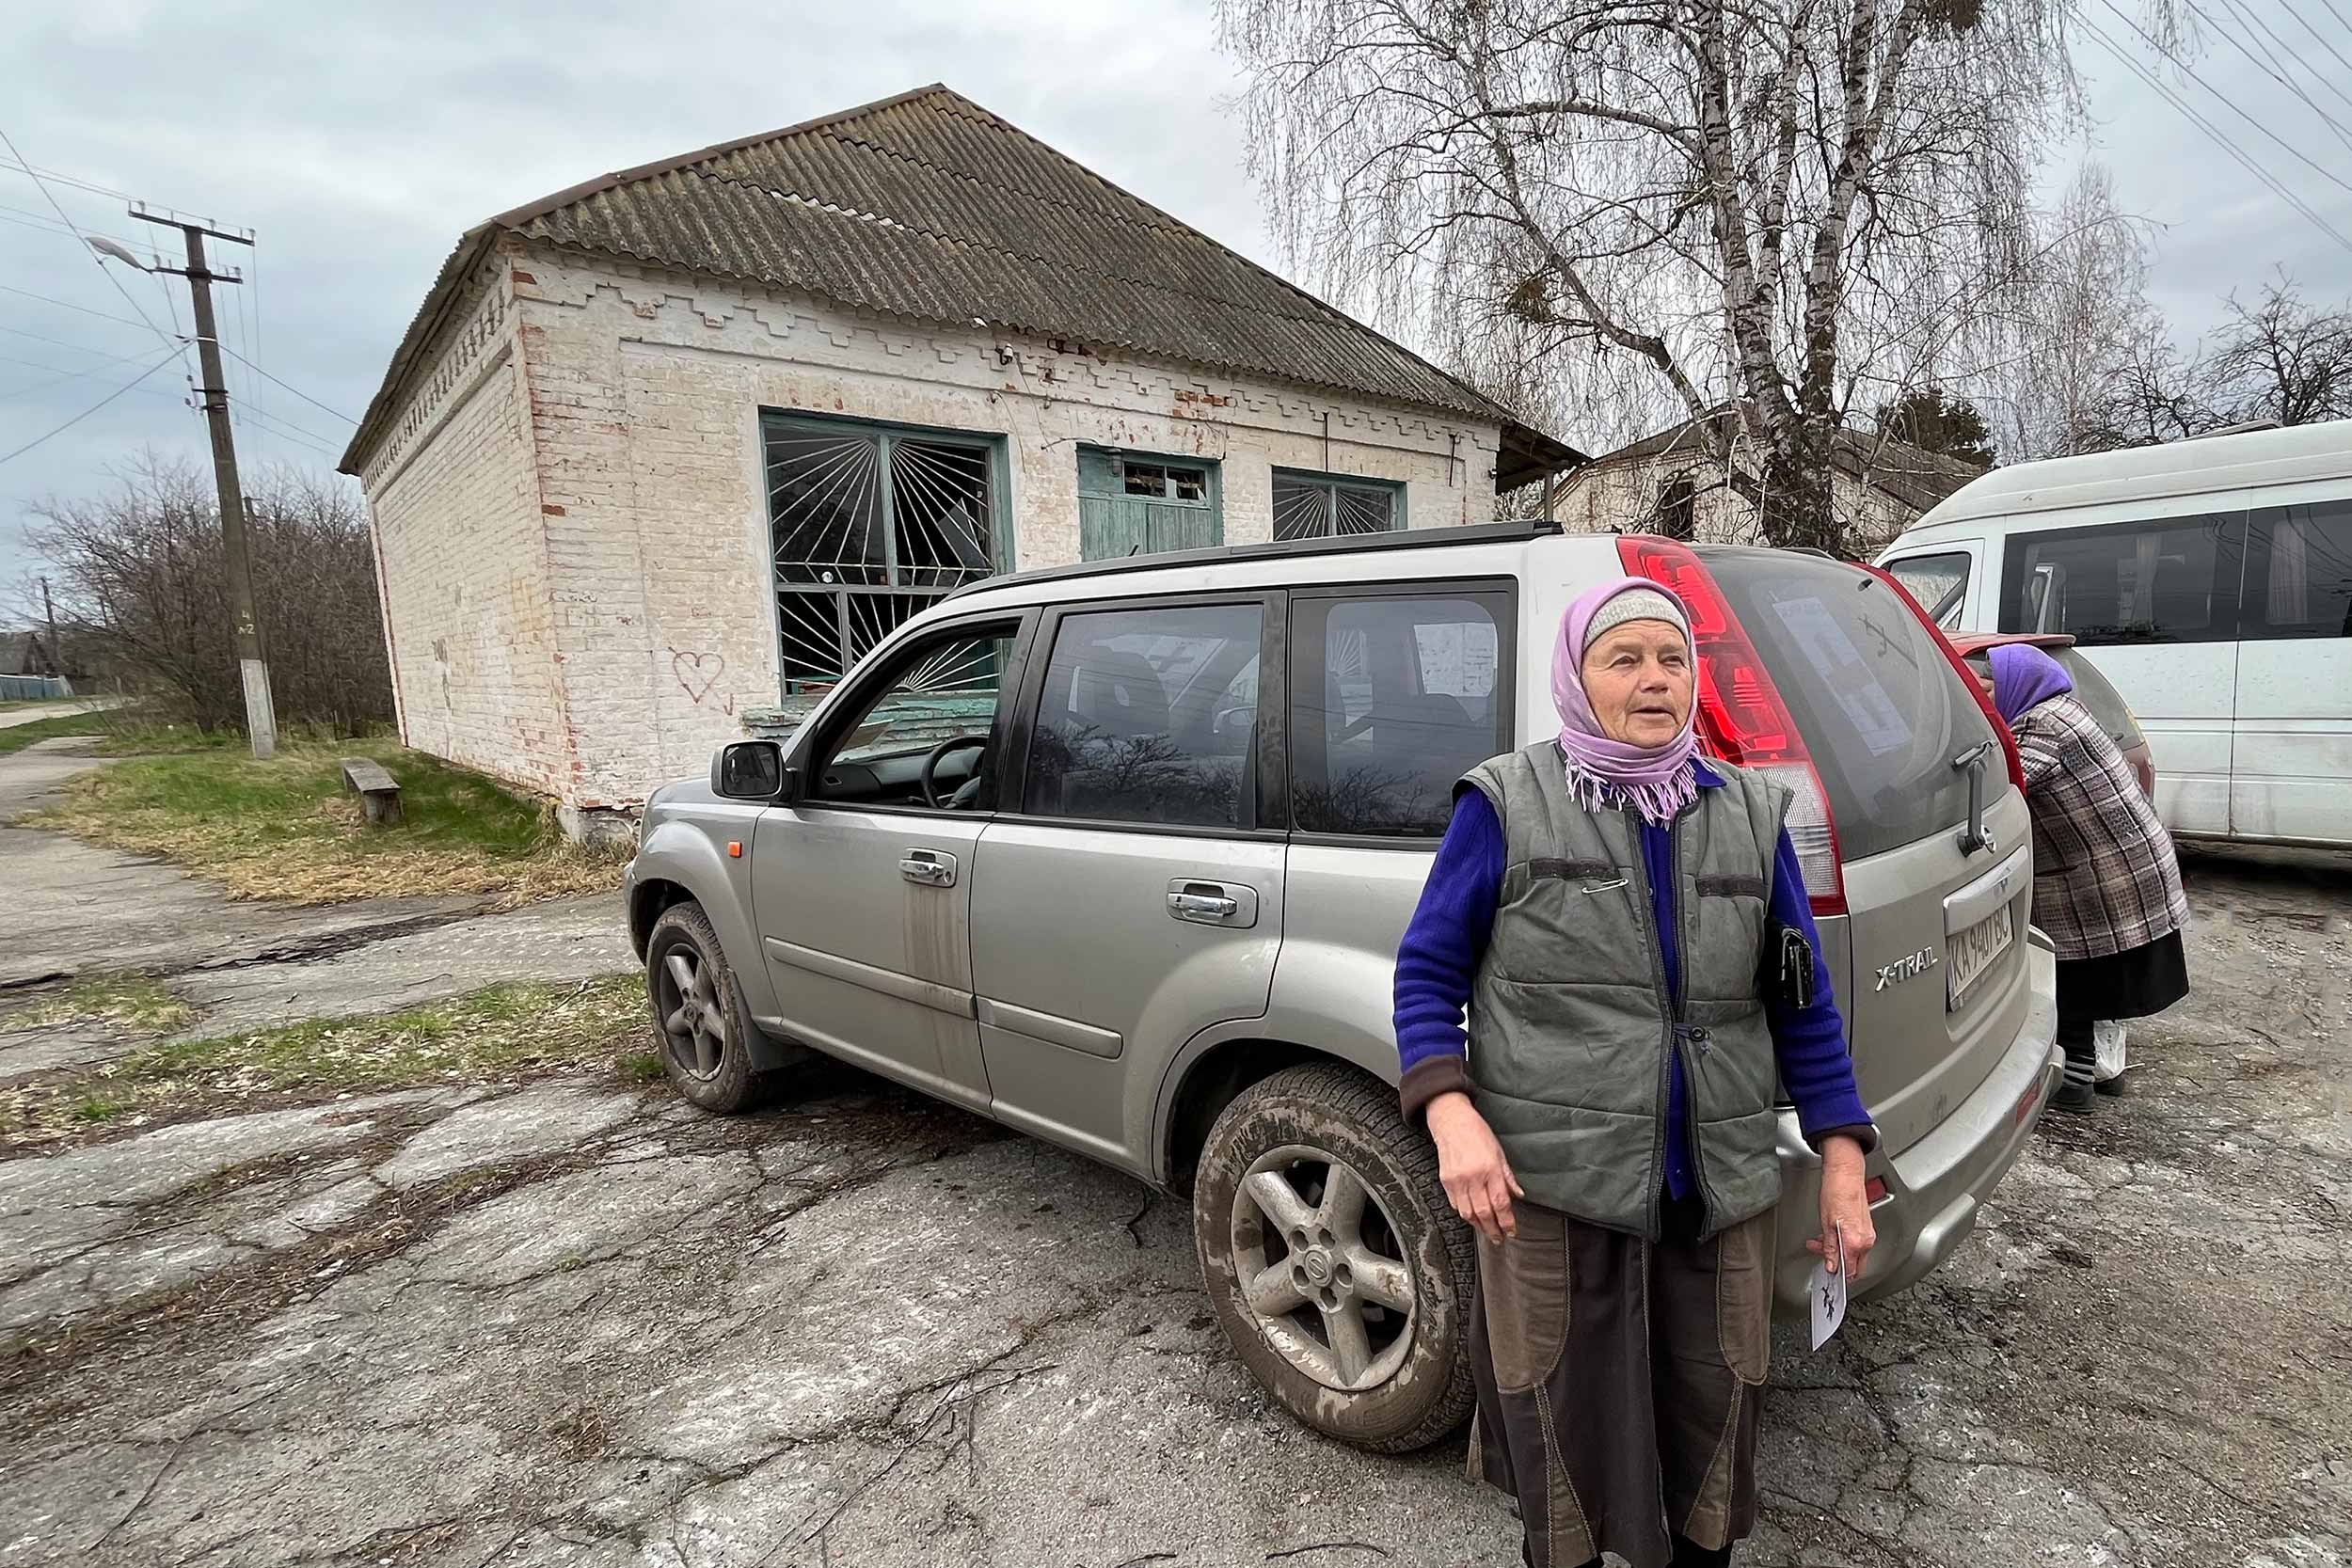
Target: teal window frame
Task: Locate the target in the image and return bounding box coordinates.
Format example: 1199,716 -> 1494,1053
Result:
1077,445 -> 1225,561
1272,467 -> 1406,540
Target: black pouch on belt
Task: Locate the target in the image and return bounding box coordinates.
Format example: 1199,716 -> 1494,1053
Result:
1762,918 -> 1816,1010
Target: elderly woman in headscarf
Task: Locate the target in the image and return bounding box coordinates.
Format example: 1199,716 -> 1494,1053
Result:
1979,643 -> 2189,1114
1391,578 -> 1877,1568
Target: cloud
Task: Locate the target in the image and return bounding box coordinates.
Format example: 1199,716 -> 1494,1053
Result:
2,0 -> 2345,598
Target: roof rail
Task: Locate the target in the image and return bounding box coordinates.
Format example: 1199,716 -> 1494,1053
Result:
944,516 -> 1565,600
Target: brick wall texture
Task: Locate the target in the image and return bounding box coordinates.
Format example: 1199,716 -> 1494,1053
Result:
358,242 -> 1507,822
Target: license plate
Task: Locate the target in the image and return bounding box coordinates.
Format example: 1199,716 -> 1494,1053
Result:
1947,905 -> 2014,1010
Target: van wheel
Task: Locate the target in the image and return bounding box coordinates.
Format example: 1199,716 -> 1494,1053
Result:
1193,1062 -> 1476,1452
644,901 -> 764,1115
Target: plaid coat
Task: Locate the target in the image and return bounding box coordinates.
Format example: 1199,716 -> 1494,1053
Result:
2011,693 -> 2189,960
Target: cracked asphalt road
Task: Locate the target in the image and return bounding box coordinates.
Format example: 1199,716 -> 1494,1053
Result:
2,847 -> 2345,1567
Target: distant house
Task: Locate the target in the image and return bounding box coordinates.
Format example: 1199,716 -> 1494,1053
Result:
341,84 -> 1577,839
1546,404 -> 1986,557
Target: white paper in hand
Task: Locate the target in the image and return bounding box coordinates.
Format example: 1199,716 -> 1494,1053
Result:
1808,1226 -> 1849,1350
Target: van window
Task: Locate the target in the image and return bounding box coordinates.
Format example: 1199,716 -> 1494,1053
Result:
1289,592 -> 1511,837
1885,551 -> 1971,625
2245,500 -> 2352,639
1708,551 -> 1999,862
1997,515 -> 2246,644
1023,603 -> 1263,828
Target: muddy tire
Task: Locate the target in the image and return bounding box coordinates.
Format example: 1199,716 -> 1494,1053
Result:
644,901 -> 765,1115
1193,1062 -> 1477,1452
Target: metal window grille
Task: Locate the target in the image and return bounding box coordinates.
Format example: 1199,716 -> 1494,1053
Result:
1272,472 -> 1400,541
765,419 -> 1000,691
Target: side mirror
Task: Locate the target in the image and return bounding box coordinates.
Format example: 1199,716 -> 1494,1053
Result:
712,740 -> 788,800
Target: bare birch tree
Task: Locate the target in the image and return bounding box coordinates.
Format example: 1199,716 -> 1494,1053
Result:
1978,160 -> 2158,458
1217,0 -> 2080,551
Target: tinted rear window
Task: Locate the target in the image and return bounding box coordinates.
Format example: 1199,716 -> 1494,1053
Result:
2053,650 -> 2143,748
1706,549 -> 1998,861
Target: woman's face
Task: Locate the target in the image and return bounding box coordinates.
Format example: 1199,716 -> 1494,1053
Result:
1581,619 -> 1694,746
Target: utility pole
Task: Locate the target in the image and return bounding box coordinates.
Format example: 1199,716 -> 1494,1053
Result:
131,203 -> 276,757
39,576 -> 59,683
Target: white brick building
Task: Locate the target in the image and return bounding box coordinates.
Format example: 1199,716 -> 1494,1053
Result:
342,86 -> 1573,837
1545,405 -> 1984,557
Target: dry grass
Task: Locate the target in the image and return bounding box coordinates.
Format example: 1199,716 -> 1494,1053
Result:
9,973 -> 197,1035
29,738 -> 624,908
2,974 -> 651,1149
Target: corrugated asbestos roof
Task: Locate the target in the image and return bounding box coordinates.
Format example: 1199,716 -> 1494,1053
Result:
342,86 -> 1578,479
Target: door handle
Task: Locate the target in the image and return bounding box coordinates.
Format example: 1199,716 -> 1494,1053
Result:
1952,741 -> 1998,855
900,849 -> 958,887
1168,891 -> 1238,920
1166,879 -> 1257,928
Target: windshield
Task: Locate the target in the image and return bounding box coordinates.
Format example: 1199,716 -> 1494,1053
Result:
1705,548 -> 1999,862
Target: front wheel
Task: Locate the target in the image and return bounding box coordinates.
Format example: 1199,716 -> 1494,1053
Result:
1193,1063 -> 1477,1452
644,901 -> 764,1114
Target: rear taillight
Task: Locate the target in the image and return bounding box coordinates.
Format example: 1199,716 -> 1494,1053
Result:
1859,564 -> 2026,793
1617,535 -> 1848,916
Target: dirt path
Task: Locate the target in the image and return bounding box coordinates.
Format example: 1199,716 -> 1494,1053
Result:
0,738 -> 633,1078
0,847 -> 2344,1567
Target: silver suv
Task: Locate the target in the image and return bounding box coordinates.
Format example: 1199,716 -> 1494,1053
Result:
624,521 -> 2061,1452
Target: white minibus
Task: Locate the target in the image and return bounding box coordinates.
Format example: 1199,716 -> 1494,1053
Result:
1876,419 -> 2352,848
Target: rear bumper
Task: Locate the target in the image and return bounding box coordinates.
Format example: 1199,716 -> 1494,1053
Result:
1772,927 -> 2061,1314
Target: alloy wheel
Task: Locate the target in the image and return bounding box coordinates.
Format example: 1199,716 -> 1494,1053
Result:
656,943 -> 728,1081
1228,1143 -> 1416,1392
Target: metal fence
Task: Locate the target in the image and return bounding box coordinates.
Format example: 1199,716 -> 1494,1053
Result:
0,675 -> 72,701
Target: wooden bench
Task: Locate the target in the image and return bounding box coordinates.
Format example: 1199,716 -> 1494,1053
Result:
340,757 -> 404,827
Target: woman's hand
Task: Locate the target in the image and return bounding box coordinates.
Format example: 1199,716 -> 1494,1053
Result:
1807,1133 -> 1876,1283
1425,1090 -> 1524,1242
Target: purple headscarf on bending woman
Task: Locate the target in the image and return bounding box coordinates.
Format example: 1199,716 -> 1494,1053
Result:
1550,576 -> 1701,826
1986,643 -> 2074,725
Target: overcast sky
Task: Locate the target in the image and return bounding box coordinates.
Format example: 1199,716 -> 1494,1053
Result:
3,0 -> 2348,602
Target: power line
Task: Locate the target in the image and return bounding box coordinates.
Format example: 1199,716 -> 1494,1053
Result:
0,350 -> 181,467
2079,13 -> 2352,259
0,126 -> 189,371
0,322 -> 158,359
217,343 -> 358,423
2194,0 -> 2352,157
2281,0 -> 2352,85
238,404 -> 341,458
2216,0 -> 2352,119
0,350 -> 191,409
0,202 -> 159,253
0,159 -> 128,200
2098,0 -> 2352,201
0,280 -> 165,333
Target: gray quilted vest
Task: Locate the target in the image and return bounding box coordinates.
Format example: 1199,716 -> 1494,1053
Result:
1459,744 -> 1792,1241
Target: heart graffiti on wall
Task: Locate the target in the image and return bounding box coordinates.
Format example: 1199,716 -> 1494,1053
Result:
671,649 -> 723,705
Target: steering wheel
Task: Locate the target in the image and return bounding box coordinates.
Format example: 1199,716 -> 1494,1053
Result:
919,735 -> 991,810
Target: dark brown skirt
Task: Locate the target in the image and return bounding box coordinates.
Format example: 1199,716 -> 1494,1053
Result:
1466,1195 -> 1775,1568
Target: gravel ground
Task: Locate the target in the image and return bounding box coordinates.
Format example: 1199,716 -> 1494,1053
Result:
0,847 -> 2344,1568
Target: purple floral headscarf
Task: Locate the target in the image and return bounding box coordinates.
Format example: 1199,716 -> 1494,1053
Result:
1551,577 -> 1700,825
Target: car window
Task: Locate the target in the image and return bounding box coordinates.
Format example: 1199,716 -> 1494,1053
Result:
1290,592 -> 1510,837
808,626 -> 1016,808
2244,499 -> 2352,640
1708,551 -> 1997,862
1963,646 -> 2143,752
1998,515 -> 2247,644
1886,551 -> 1971,626
1023,603 -> 1263,828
